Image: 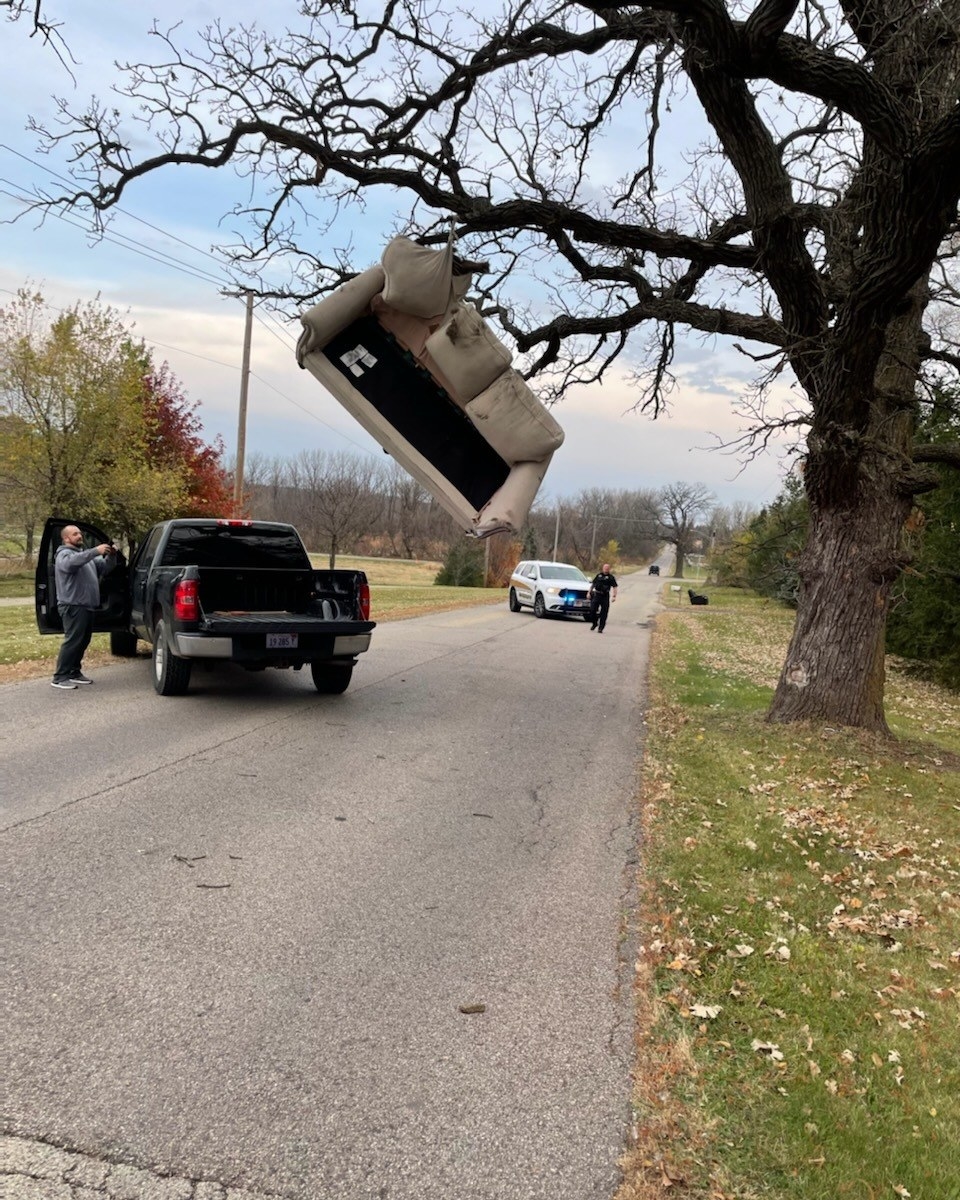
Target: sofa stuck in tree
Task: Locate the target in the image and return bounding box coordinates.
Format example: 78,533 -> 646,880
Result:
296,236 -> 564,538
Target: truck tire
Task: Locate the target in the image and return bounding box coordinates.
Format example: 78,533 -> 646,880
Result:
508,587 -> 521,612
152,619 -> 192,696
310,661 -> 354,694
110,630 -> 139,657
533,592 -> 547,618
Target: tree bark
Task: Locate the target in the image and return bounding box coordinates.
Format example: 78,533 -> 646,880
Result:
767,499 -> 902,731
768,287 -> 925,731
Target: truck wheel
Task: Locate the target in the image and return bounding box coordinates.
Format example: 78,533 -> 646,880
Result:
310,661 -> 354,694
110,630 -> 139,657
153,619 -> 192,696
508,588 -> 521,612
533,593 -> 547,618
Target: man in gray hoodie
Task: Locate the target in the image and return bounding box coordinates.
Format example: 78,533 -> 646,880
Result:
51,525 -> 117,689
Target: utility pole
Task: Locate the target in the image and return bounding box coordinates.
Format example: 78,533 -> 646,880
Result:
552,502 -> 560,561
233,289 -> 254,515
590,513 -> 598,563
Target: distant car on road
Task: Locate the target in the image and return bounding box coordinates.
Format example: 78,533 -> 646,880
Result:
648,564 -> 660,575
508,560 -> 592,620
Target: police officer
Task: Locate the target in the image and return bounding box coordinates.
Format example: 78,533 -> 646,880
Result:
588,562 -> 618,632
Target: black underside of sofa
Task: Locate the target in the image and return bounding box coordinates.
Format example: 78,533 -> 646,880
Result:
324,315 -> 511,511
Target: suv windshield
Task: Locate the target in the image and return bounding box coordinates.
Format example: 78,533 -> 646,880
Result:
543,565 -> 588,582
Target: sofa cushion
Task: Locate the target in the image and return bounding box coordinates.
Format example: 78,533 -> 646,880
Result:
381,236 -> 470,319
424,304 -> 512,402
465,370 -> 564,464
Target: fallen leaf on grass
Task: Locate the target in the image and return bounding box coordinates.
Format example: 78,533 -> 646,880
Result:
751,1040 -> 784,1060
690,1004 -> 723,1019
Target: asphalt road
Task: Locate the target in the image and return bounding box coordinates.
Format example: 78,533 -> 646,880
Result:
3,570 -> 663,1199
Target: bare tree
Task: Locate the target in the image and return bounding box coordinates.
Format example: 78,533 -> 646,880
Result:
289,449 -> 383,567
648,482 -> 716,578
708,499 -> 760,550
27,1 -> 960,731
380,462 -> 437,560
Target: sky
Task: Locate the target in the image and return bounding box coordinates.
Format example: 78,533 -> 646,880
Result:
0,1 -> 803,514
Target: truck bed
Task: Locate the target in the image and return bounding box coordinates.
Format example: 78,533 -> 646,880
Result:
192,566 -> 368,622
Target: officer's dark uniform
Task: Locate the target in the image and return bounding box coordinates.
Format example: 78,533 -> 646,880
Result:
588,570 -> 618,632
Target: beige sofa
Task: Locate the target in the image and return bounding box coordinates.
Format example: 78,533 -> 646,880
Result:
296,237 -> 563,537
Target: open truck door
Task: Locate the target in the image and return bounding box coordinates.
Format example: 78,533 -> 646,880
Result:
35,517 -> 130,635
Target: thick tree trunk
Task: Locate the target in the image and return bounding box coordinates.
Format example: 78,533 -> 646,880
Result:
768,295 -> 924,733
766,496 -> 905,732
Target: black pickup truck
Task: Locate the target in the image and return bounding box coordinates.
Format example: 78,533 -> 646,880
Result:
35,517 -> 375,696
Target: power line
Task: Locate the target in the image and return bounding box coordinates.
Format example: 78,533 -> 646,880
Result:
0,143 -> 230,269
0,285 -> 380,462
0,148 -> 381,462
248,371 -> 382,461
0,183 -> 230,289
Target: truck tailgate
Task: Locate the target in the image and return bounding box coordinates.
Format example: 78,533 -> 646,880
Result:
200,613 -> 375,635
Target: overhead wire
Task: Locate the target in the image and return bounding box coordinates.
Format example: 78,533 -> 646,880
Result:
0,182 -> 232,289
0,146 -> 377,459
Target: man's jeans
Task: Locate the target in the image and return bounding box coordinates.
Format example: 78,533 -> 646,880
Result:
54,604 -> 94,681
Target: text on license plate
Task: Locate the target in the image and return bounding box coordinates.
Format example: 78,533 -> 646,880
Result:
267,633 -> 298,649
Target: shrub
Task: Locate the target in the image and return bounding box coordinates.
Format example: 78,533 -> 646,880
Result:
435,538 -> 484,586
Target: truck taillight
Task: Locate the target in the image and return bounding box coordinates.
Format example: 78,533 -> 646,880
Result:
174,578 -> 199,622
359,581 -> 370,621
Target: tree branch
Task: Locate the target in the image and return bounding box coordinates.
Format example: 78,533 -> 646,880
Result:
912,441 -> 960,470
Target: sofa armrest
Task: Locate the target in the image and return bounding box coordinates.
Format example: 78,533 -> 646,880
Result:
474,459 -> 554,537
296,266 -> 386,363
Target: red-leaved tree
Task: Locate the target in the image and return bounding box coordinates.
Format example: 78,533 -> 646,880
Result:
141,364 -> 232,517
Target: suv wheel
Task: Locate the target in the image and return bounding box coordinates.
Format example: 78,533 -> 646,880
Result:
533,593 -> 547,618
508,587 -> 521,612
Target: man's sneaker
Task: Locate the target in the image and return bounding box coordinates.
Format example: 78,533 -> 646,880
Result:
51,679 -> 78,689
71,674 -> 94,684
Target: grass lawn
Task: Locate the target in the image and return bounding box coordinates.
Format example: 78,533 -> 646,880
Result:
618,589 -> 960,1200
0,569 -> 33,598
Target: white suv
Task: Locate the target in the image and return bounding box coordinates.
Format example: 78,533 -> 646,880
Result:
508,560 -> 592,620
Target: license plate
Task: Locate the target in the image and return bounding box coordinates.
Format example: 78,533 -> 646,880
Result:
267,633 -> 298,649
